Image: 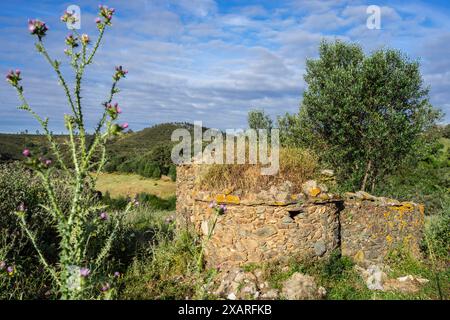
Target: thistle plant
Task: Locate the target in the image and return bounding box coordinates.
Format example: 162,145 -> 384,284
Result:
196,202 -> 227,271
6,5 -> 132,299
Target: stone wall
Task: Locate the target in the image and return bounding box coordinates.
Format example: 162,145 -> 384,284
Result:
341,191 -> 425,264
176,165 -> 425,268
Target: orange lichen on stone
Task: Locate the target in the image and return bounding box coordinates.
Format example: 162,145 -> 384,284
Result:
390,202 -> 414,214
215,194 -> 240,204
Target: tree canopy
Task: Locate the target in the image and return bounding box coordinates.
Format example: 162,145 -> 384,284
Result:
279,40 -> 440,191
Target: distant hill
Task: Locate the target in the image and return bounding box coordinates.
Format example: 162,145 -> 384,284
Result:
0,122 -> 201,162
106,122 -> 197,158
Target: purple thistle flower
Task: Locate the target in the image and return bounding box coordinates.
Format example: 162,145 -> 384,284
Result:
121,123 -> 129,129
95,17 -> 101,24
99,5 -> 115,24
99,212 -> 108,220
6,70 -> 22,86
22,149 -> 31,157
114,271 -> 120,277
44,159 -> 52,166
80,267 -> 90,277
6,266 -> 14,274
101,283 -> 110,292
28,19 -> 48,40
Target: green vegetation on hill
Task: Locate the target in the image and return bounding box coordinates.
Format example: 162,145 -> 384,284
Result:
0,122 -> 200,181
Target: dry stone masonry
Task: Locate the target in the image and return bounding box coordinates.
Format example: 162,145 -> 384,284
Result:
176,165 -> 425,268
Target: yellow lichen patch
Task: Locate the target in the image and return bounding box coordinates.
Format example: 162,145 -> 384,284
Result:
354,250 -> 365,264
290,194 -> 298,200
383,211 -> 391,219
215,194 -> 240,204
390,202 -> 414,214
273,201 -> 288,206
318,193 -> 330,200
223,188 -> 233,195
310,187 -> 321,197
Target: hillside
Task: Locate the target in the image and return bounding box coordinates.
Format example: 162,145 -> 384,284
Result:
0,122 -> 197,162
106,122 -> 196,158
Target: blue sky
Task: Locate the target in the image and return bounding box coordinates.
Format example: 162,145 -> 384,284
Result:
0,0 -> 449,133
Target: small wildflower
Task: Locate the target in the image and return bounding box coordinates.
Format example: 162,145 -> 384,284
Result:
44,159 -> 52,166
28,19 -> 48,40
22,148 -> 31,157
106,103 -> 122,119
98,5 -> 115,25
95,17 -> 101,24
6,70 -> 22,87
121,122 -> 129,129
209,201 -> 216,208
17,203 -> 26,212
113,65 -> 128,81
0,261 -> 5,270
80,267 -> 90,277
81,34 -> 90,45
99,212 -> 108,220
101,283 -> 110,292
114,271 -> 120,277
7,266 -> 14,276
65,34 -> 78,48
219,204 -> 227,214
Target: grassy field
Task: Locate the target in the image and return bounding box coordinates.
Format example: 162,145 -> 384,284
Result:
95,172 -> 176,199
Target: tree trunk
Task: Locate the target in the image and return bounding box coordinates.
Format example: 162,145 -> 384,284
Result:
361,159 -> 372,191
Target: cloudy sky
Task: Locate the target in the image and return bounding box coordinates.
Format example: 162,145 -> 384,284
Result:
0,0 -> 449,133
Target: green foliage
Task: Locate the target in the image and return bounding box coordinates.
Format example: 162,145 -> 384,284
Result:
279,40 -> 440,192
425,210 -> 450,262
168,165 -> 177,182
443,124 -> 450,139
101,192 -> 176,211
118,229 -> 202,300
247,109 -> 273,131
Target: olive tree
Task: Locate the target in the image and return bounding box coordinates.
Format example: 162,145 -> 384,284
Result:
280,40 -> 440,191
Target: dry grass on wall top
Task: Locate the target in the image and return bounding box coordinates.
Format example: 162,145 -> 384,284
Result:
199,148 -> 318,193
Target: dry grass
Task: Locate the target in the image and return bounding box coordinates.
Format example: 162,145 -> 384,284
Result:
200,147 -> 318,193
95,172 -> 176,199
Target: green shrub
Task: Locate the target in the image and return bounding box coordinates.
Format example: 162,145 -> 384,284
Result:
118,229 -> 201,300
0,162 -> 72,299
168,165 -> 177,182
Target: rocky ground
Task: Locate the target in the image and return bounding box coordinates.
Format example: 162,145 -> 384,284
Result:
208,263 -> 429,300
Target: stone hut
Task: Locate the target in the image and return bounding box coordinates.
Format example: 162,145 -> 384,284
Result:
176,164 -> 425,268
